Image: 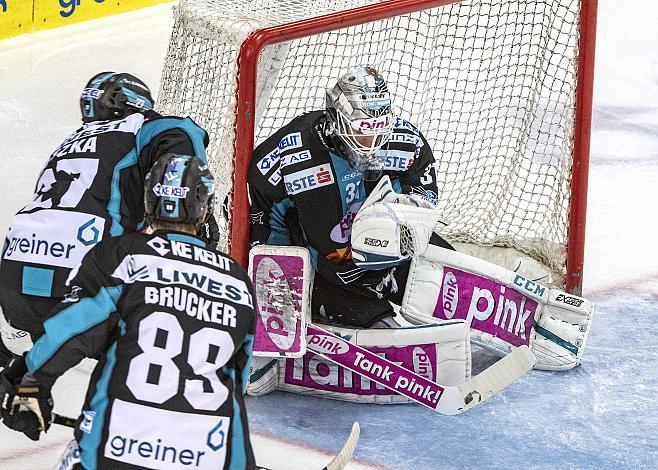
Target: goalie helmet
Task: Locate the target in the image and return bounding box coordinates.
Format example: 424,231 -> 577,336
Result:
325,66 -> 394,175
80,72 -> 154,123
144,154 -> 216,226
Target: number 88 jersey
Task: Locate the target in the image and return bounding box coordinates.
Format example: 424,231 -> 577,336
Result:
25,230 -> 256,470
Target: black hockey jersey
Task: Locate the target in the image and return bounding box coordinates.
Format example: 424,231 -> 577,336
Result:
248,110 -> 438,289
1,112 -> 208,299
25,230 -> 256,470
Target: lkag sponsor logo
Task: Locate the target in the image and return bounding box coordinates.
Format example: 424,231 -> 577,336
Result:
60,0 -> 106,19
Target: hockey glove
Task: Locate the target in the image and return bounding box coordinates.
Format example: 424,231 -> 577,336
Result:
0,357 -> 53,440
197,213 -> 222,250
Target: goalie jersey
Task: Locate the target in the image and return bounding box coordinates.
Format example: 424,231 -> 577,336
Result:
248,110 -> 439,326
24,231 -> 256,470
0,111 -> 208,300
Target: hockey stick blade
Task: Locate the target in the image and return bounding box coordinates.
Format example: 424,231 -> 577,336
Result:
256,421 -> 360,470
307,324 -> 536,415
323,421 -> 360,470
435,345 -> 536,415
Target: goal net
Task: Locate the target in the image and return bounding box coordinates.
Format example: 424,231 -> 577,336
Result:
157,0 -> 596,293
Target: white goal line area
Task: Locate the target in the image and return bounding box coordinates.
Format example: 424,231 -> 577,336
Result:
157,0 -> 594,292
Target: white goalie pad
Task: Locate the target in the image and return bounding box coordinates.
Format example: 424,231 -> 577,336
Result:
401,245 -> 595,371
249,320 -> 472,404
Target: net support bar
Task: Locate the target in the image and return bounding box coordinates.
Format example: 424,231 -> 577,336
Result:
566,0 -> 597,295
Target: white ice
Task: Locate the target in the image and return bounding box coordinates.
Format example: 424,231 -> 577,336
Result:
0,1 -> 656,469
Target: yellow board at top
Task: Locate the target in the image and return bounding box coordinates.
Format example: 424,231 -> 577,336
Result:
0,1 -> 34,40
0,0 -> 172,40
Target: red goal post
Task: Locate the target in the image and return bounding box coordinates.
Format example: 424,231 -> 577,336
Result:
158,0 -> 598,295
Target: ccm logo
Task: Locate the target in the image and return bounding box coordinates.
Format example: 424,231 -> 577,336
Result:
555,294 -> 584,307
364,237 -> 389,247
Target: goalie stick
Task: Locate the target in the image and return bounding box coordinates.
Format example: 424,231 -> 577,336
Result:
53,413 -> 360,470
306,324 -> 535,415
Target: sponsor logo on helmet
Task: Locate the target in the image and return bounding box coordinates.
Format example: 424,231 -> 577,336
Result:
81,88 -> 103,99
283,164 -> 335,195
152,183 -> 190,198
351,115 -> 392,134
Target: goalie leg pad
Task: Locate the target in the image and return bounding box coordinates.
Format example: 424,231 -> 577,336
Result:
247,356 -> 280,397
400,245 -> 595,370
276,321 -> 471,404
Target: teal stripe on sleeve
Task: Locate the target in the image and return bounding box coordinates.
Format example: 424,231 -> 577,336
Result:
240,334 -> 254,393
79,341 -> 118,470
223,367 -> 247,469
26,285 -> 124,373
109,149 -> 138,236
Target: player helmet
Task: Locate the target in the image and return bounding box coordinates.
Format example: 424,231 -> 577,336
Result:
144,154 -> 216,226
325,66 -> 394,173
80,72 -> 154,123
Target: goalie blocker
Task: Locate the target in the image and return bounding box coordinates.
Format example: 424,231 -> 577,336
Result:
350,178 -> 595,371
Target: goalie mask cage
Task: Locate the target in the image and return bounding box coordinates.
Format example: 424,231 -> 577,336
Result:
157,0 -> 597,295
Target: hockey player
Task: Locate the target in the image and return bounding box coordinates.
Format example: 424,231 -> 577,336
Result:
0,72 -> 211,365
248,65 -> 448,329
0,154 -> 257,470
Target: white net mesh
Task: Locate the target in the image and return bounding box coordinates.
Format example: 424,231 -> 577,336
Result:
157,0 -> 585,277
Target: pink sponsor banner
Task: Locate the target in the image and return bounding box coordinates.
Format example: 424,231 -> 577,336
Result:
433,267 -> 538,347
252,254 -> 305,355
284,342 -> 437,397
305,325 -> 445,409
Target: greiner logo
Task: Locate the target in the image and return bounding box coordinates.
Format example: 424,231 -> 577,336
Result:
5,233 -> 76,260
108,435 -> 207,468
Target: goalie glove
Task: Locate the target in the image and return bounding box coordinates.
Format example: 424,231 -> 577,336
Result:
0,357 -> 53,440
351,177 -> 446,269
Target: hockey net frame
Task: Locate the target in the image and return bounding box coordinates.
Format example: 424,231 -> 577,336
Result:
157,0 -> 597,294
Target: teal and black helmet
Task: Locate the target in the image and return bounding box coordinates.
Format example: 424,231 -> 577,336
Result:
144,154 -> 215,226
80,72 -> 154,123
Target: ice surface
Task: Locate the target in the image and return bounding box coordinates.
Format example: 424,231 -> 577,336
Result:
0,2 -> 656,469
